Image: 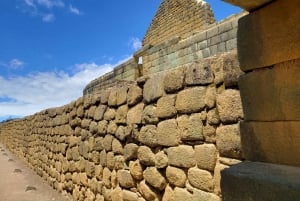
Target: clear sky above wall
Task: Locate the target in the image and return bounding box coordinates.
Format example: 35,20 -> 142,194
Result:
0,0 -> 241,121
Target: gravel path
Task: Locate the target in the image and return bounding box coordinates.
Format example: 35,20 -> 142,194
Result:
0,143 -> 71,201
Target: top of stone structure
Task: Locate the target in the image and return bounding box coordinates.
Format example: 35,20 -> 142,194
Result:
142,0 -> 215,47
223,0 -> 274,11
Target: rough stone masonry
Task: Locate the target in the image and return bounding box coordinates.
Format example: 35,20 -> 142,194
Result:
0,0 -> 245,201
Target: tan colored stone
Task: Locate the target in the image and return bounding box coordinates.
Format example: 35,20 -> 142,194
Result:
117,86 -> 128,106
108,88 -> 117,106
88,106 -> 97,119
116,105 -> 128,124
162,185 -> 174,201
207,108 -> 220,125
157,95 -> 177,118
142,105 -> 159,124
177,114 -> 204,141
143,167 -> 166,191
216,124 -> 242,159
129,160 -> 144,180
115,126 -> 131,141
112,138 -> 123,154
117,170 -> 135,188
95,165 -> 103,180
239,62 -> 300,121
194,144 -> 217,171
138,125 -> 158,147
143,74 -> 165,103
107,121 -> 117,135
237,0 -> 300,69
124,143 -> 139,161
185,61 -> 214,85
123,189 -> 138,201
166,166 -> 186,187
94,105 -> 107,121
107,152 -> 115,170
155,151 -> 168,169
127,103 -> 144,124
216,89 -> 243,123
175,87 -> 206,114
240,121 -> 300,166
157,119 -> 180,147
214,162 -> 229,196
203,124 -> 216,143
138,180 -> 160,201
127,85 -> 143,106
167,145 -> 196,168
103,167 -> 111,188
98,120 -> 108,135
163,67 -> 184,93
68,136 -> 80,148
94,137 -> 104,151
192,189 -> 221,201
104,108 -> 116,121
114,155 -> 125,170
79,172 -> 88,186
111,170 -> 118,188
188,167 -> 214,192
205,86 -> 217,109
138,146 -> 155,166
100,150 -> 107,167
173,188 -> 193,201
103,134 -> 113,152
86,161 -> 95,178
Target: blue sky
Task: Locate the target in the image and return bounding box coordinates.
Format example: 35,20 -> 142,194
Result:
0,0 -> 241,121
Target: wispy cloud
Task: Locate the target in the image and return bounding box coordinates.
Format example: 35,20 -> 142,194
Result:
9,59 -> 25,69
42,13 -> 55,22
36,0 -> 64,8
69,4 -> 82,15
129,37 -> 142,51
0,58 -> 131,120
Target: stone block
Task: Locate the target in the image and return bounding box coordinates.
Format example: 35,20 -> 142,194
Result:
94,105 -> 107,121
216,124 -> 242,159
129,160 -> 143,180
188,167 -> 214,192
143,167 -> 167,190
237,0 -> 300,70
162,185 -> 174,201
223,51 -> 243,87
240,121 -> 300,166
157,119 -> 180,147
124,143 -> 139,161
127,103 -> 144,124
142,105 -> 159,124
216,89 -> 243,123
163,67 -> 184,93
127,85 -> 142,106
138,146 -> 155,166
137,180 -> 160,201
173,188 -> 193,201
221,161 -> 300,201
112,138 -> 123,155
143,74 -> 165,103
175,87 -> 206,114
117,170 -> 135,188
167,145 -> 196,168
108,89 -> 117,106
123,190 -> 138,201
138,125 -> 158,147
117,86 -> 128,106
104,108 -> 116,121
166,166 -> 186,187
177,114 -> 204,141
157,95 -> 177,119
155,151 -> 168,169
239,61 -> 300,121
214,162 -> 229,196
194,144 -> 217,171
207,108 -> 220,125
185,62 -> 214,86
115,105 -> 128,124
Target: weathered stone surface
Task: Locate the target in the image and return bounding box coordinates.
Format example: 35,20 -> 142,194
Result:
107,121 -> 117,135
138,180 -> 160,201
106,152 -> 115,170
115,126 -> 130,141
185,61 -> 214,85
239,62 -> 300,121
207,109 -> 220,125
138,125 -> 158,147
108,89 -> 117,106
162,185 -> 174,201
94,105 -> 107,121
117,86 -> 128,106
155,151 -> 168,169
166,166 -> 186,187
223,51 -> 243,87
167,145 -> 196,168
103,167 -> 111,188
129,160 -> 144,180
143,74 -> 165,103
237,0 -> 300,70
98,120 -> 108,135
127,103 -> 144,124
157,119 -> 180,146
205,86 -> 216,109
104,108 -> 116,121
103,134 -> 113,152
117,170 -> 135,188
116,105 -> 128,124
193,189 -> 221,201
221,161 -> 300,201
89,121 -> 98,134
241,121 -> 300,166
112,138 -> 123,154
216,124 -> 242,159
188,167 -> 214,192
114,155 -> 125,170
157,95 -> 177,119
127,85 -> 143,106
216,89 -> 243,123
142,105 -> 159,124
173,188 -> 193,201
111,187 -> 123,201
138,146 -> 155,166
163,67 -> 184,92
203,124 -> 216,143
175,87 -> 206,114
143,167 -> 167,190
124,143 -> 139,161
177,114 -> 204,141
123,189 -> 138,201
214,162 -> 229,196
194,144 -> 217,171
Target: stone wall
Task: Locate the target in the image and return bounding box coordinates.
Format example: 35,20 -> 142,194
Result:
0,51 -> 244,201
84,13 -> 244,95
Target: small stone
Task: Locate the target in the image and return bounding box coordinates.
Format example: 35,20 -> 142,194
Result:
166,166 -> 186,187
143,167 -> 167,190
138,146 -> 155,166
155,151 -> 168,169
129,160 -> 144,180
117,170 -> 135,188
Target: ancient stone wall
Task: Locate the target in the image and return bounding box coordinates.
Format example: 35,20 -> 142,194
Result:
84,13 -> 244,95
0,51 -> 244,201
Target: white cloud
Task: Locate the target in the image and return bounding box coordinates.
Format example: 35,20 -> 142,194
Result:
36,0 -> 64,8
129,37 -> 142,51
42,13 -> 55,22
69,4 -> 81,15
24,0 -> 36,8
0,58 -> 133,120
9,59 -> 24,69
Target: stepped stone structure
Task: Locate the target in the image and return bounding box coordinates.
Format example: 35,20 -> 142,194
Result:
0,0 -> 299,201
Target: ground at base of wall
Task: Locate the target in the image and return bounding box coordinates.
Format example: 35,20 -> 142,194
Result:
0,143 -> 71,201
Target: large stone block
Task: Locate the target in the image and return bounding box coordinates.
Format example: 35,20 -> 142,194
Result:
127,85 -> 142,106
143,74 -> 165,103
239,61 -> 300,121
166,166 -> 186,187
177,114 -> 204,141
240,121 -> 300,166
185,61 -> 214,85
127,103 -> 144,124
221,161 -> 300,201
188,167 -> 214,192
157,119 -> 180,147
143,167 -> 167,190
167,145 -> 196,168
163,67 -> 184,93
237,0 -> 300,70
157,95 -> 177,119
175,87 -> 206,114
194,144 -> 217,171
138,125 -> 158,147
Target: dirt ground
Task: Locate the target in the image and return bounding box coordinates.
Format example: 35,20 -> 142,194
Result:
0,143 -> 71,201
